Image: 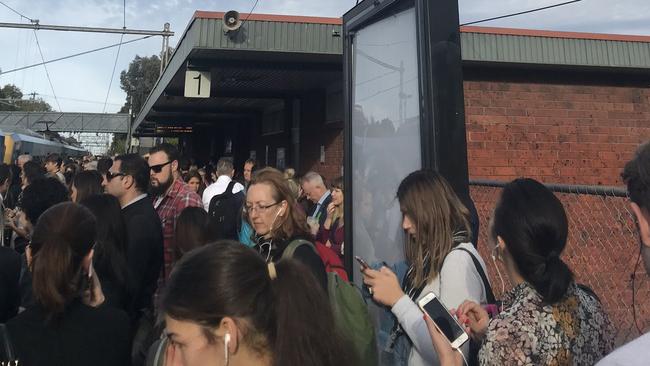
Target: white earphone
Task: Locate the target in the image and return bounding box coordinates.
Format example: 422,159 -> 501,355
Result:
224,333 -> 231,365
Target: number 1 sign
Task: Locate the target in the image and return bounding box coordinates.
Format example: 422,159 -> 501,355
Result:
184,70 -> 211,98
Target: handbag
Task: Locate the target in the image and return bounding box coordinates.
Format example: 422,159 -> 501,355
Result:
0,324 -> 18,366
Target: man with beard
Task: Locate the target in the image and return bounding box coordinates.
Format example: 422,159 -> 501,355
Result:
148,143 -> 202,281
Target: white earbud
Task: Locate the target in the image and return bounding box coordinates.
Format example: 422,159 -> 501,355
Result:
224,333 -> 231,365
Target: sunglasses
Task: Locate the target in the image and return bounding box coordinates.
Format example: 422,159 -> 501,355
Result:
106,171 -> 125,181
150,161 -> 172,173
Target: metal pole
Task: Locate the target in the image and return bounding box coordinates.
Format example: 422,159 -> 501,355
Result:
0,21 -> 174,37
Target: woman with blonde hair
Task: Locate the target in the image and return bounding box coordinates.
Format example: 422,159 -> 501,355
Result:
246,167 -> 327,289
362,169 -> 489,366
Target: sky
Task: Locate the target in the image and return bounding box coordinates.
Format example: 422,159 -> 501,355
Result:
0,0 -> 649,114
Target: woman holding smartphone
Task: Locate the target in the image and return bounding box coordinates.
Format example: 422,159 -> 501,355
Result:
361,169 -> 489,366
426,178 -> 614,365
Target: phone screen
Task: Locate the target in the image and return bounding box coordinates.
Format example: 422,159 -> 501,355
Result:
422,297 -> 466,343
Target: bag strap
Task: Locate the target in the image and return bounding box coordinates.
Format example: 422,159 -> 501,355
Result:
0,324 -> 15,361
225,180 -> 236,195
281,239 -> 315,260
452,247 -> 496,304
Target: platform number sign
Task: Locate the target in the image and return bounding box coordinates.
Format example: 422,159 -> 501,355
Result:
184,70 -> 211,98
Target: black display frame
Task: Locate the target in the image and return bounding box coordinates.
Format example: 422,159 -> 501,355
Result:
343,0 -> 469,280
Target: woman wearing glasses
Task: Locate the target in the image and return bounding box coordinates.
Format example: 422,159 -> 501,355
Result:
246,167 -> 327,290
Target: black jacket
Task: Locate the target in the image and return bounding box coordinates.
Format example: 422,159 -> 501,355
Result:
255,235 -> 328,291
6,301 -> 131,366
122,196 -> 163,313
0,247 -> 20,322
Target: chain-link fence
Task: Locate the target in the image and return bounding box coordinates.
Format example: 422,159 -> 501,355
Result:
470,179 -> 650,346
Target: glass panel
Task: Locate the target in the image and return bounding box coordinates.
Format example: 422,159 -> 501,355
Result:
352,6 -> 421,279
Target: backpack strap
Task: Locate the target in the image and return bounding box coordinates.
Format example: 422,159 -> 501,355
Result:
225,180 -> 236,195
281,239 -> 315,260
0,324 -> 15,361
452,247 -> 496,304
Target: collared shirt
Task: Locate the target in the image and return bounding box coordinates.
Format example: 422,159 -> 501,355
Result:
122,193 -> 147,209
202,175 -> 244,211
311,190 -> 331,219
153,179 -> 202,279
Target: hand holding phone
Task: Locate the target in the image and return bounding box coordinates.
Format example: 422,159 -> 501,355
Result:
418,292 -> 469,349
354,255 -> 370,270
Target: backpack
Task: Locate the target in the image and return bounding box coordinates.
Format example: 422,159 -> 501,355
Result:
314,242 -> 349,281
208,181 -> 244,241
282,240 -> 377,366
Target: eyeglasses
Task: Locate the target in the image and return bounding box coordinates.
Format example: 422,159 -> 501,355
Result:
106,171 -> 125,181
244,202 -> 280,215
149,161 -> 172,173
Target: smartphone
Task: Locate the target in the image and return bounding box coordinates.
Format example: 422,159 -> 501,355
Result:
354,255 -> 370,270
418,292 -> 469,349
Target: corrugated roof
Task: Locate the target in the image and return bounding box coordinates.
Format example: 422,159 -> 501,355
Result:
134,11 -> 650,131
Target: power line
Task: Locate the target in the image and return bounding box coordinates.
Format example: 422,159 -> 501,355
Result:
0,35 -> 153,76
241,0 -> 261,27
103,34 -> 125,113
0,0 -> 33,21
460,0 -> 582,26
32,30 -> 61,111
35,93 -> 122,106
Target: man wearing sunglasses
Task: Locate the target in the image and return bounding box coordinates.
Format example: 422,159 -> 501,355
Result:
105,153 -> 163,318
148,143 -> 202,282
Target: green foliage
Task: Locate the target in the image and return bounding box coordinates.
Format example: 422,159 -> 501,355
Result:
108,133 -> 127,156
119,55 -> 161,115
0,84 -> 53,112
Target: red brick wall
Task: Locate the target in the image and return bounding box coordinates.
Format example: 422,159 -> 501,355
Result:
464,81 -> 650,185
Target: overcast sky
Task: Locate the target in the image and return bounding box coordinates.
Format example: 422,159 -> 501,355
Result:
0,0 -> 649,113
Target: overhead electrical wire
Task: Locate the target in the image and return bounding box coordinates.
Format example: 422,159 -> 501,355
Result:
460,0 -> 582,26
0,35 -> 153,76
102,33 -> 125,113
241,0 -> 261,28
32,30 -> 61,111
0,0 -> 33,21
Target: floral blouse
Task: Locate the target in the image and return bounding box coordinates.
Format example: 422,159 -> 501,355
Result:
479,282 -> 614,366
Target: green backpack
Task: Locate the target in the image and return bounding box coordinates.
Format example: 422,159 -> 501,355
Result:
282,240 -> 378,366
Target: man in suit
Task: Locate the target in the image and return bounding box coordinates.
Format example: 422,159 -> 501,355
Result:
105,153 -> 163,315
301,171 -> 332,227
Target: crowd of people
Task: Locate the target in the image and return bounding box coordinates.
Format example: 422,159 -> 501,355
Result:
0,139 -> 647,366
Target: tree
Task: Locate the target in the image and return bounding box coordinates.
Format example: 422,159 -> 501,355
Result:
108,133 -> 127,156
0,84 -> 52,112
119,55 -> 161,115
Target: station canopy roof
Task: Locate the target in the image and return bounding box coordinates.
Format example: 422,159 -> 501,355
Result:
135,10 -> 650,135
134,11 -> 343,135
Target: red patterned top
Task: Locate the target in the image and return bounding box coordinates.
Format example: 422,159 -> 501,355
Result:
153,178 -> 203,280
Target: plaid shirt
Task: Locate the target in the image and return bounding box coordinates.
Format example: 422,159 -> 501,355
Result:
154,178 -> 203,279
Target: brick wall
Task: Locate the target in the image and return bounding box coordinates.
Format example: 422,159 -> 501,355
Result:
464,81 -> 650,185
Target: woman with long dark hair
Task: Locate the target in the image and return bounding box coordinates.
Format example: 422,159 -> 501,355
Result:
71,170 -> 103,203
160,241 -> 357,366
362,169 -> 488,366
174,206 -> 219,259
79,194 -> 131,311
427,178 -> 614,365
5,202 -> 131,365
